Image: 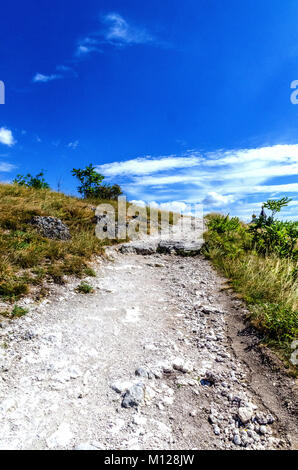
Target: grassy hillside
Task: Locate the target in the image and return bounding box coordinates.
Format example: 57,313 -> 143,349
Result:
0,184 -> 177,305
0,184 -> 122,302
203,212 -> 298,367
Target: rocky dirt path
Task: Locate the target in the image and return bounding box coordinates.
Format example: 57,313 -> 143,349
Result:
0,230 -> 297,450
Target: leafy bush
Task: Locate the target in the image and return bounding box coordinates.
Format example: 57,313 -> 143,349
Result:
204,213 -> 252,259
249,198 -> 298,259
72,164 -> 122,200
13,171 -> 50,189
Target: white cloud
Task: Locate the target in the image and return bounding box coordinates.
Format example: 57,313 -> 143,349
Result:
0,127 -> 16,147
97,155 -> 201,176
206,144 -> 298,165
95,144 -> 298,219
33,73 -> 62,83
202,192 -> 235,207
75,43 -> 100,57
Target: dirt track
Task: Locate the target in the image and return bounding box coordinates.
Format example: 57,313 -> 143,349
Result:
0,232 -> 297,450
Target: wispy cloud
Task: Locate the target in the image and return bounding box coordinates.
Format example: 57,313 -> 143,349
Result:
97,155 -> 201,176
0,162 -> 15,172
32,65 -> 77,84
75,12 -> 161,58
33,73 -> 62,83
0,127 -> 16,147
67,140 -> 79,150
103,13 -> 154,46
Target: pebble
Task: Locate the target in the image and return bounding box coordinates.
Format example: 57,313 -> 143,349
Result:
213,425 -> 221,435
259,425 -> 267,435
238,406 -> 254,424
122,383 -> 145,408
233,434 -> 242,446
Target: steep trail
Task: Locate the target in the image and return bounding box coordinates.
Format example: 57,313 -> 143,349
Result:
0,230 -> 297,450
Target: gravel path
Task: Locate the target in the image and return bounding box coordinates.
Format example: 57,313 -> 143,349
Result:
0,227 -> 297,450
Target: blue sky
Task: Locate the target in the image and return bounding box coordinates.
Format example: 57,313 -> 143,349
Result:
0,0 -> 298,220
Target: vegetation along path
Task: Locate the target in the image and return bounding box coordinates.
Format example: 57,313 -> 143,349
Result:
0,229 -> 297,450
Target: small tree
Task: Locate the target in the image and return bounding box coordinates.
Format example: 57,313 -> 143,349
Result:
72,164 -> 122,200
263,197 -> 292,221
13,171 -> 50,189
250,197 -> 297,257
72,164 -> 105,198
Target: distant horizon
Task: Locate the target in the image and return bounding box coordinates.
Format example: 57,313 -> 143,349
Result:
1,0 -> 297,221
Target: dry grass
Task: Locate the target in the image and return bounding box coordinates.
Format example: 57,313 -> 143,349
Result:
0,184 -> 177,303
0,184 -> 120,301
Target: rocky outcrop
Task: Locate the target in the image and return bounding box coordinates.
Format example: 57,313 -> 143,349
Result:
157,240 -> 203,256
120,239 -> 203,256
30,216 -> 71,240
120,242 -> 158,255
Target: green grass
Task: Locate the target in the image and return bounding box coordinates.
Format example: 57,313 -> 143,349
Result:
203,213 -> 298,367
1,304 -> 29,318
75,282 -> 94,294
11,305 -> 29,317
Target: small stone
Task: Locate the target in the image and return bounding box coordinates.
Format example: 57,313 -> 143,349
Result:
209,414 -> 218,424
213,425 -> 221,435
135,367 -> 150,378
238,407 -> 254,424
259,425 -> 267,435
122,383 -> 145,408
233,434 -> 242,446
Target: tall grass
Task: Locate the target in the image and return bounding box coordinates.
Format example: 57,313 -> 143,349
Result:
203,213 -> 298,363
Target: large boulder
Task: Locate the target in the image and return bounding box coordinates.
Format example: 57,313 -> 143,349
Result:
30,216 -> 71,240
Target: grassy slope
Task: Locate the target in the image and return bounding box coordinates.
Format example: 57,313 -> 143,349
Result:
0,184 -> 121,303
203,215 -> 298,368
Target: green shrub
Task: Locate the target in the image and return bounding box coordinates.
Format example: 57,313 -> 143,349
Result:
76,282 -> 94,294
13,171 -> 50,189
